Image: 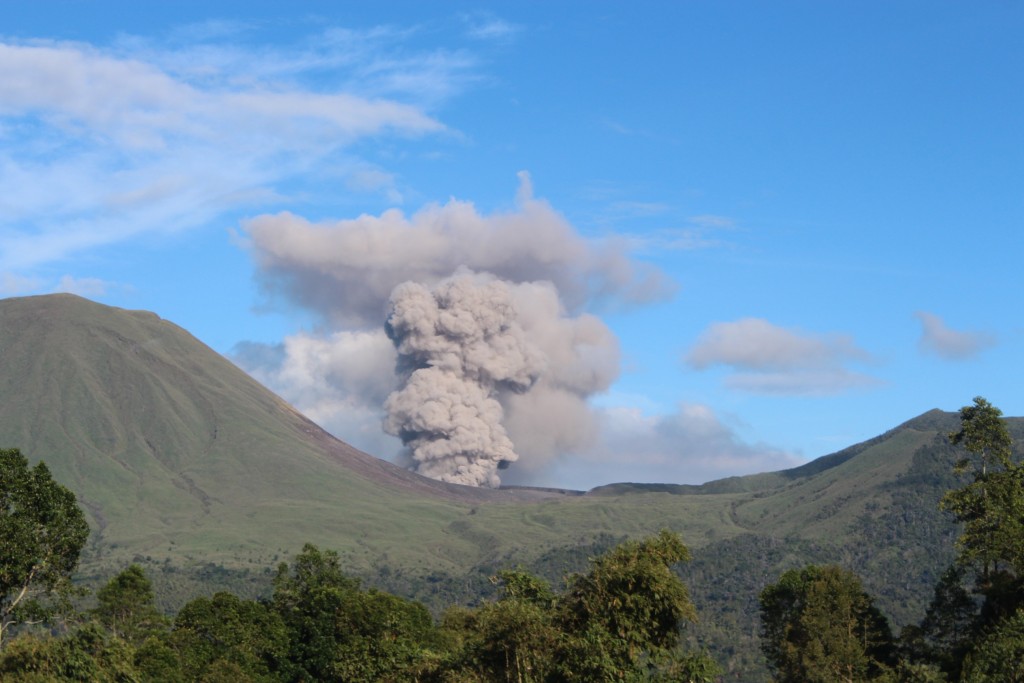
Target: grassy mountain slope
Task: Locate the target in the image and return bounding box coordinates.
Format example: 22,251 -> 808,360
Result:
0,295 -> 490,569
0,295 -> 752,571
4,294 -> 1020,678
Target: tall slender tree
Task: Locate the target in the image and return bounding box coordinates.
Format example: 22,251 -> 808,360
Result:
941,396 -> 1024,629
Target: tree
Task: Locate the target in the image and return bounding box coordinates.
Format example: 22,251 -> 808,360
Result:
941,397 -> 1024,580
900,564 -> 977,680
556,529 -> 702,681
170,591 -> 288,682
272,543 -> 438,681
652,649 -> 722,683
271,543 -> 359,680
329,588 -> 437,681
959,608 -> 1024,682
0,623 -> 138,682
947,397 -> 1013,477
939,397 -> 1024,633
433,571 -> 560,682
759,564 -> 894,683
0,448 -> 89,649
134,635 -> 185,683
426,531 -> 713,683
92,564 -> 168,645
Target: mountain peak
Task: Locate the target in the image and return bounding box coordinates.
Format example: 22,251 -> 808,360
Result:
0,295 -> 572,564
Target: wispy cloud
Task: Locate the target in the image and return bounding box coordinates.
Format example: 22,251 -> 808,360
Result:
688,214 -> 736,230
583,196 -> 736,254
686,317 -> 878,395
0,29 -> 465,276
622,214 -> 736,253
598,117 -> 679,146
345,167 -> 403,203
722,369 -> 878,395
915,311 -> 996,360
460,13 -> 522,42
54,275 -> 120,297
0,272 -> 42,296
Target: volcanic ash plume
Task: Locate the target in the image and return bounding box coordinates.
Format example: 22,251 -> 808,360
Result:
383,273 -> 543,487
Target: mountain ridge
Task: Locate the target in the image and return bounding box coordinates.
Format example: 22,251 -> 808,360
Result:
3,293 -> 1020,678
2,294 -> 1015,565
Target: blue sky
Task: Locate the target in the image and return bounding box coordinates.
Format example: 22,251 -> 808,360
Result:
2,2 -> 1021,489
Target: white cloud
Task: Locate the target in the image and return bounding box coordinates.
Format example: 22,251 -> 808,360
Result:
915,311 -> 996,360
686,318 -> 878,395
0,272 -> 42,296
120,23 -> 478,106
533,403 -> 802,489
240,176 -> 675,486
0,33 -> 454,273
231,329 -> 401,456
345,167 -> 403,203
688,318 -> 869,370
460,13 -> 522,42
613,214 -> 735,253
54,275 -> 112,297
244,172 -> 674,328
724,370 -> 880,395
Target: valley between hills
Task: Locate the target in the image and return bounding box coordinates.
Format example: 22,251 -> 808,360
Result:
3,293 -> 1020,677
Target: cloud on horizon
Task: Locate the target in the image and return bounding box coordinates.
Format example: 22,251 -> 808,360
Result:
230,328 -> 802,489
531,403 -> 803,490
915,311 -> 996,360
686,317 -> 879,395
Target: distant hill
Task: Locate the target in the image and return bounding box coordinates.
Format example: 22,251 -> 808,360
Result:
3,294 -> 1020,679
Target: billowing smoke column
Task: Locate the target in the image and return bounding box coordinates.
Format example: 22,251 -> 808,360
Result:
242,174 -> 665,486
383,272 -> 543,487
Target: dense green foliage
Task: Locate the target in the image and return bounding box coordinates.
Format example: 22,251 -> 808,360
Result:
759,564 -> 895,682
1,535 -> 716,681
959,608 -> 1024,682
2,518 -> 713,681
0,623 -> 137,682
92,564 -> 168,645
421,530 -> 715,682
896,396 -> 1024,682
757,397 -> 1024,683
0,448 -> 89,649
271,544 -> 436,681
942,397 -> 1024,581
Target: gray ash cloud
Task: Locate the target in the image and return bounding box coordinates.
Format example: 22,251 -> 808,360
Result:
242,175 -> 667,486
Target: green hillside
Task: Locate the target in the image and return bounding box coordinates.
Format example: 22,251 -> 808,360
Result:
0,295 -> 481,570
0,295 -> 756,576
3,293 -> 1019,678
